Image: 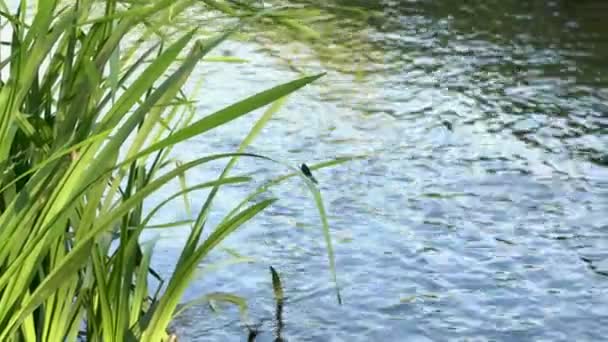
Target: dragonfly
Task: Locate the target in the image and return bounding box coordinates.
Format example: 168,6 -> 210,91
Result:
300,163 -> 318,184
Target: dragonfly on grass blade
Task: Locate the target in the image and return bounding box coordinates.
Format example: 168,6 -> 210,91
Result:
300,163 -> 318,184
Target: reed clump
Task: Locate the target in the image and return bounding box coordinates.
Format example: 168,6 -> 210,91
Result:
0,1 -> 343,340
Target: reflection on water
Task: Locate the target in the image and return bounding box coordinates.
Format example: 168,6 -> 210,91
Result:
160,0 -> 608,340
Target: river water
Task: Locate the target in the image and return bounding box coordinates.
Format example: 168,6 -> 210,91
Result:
146,1 -> 608,340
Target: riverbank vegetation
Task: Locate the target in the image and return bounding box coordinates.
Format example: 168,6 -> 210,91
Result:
0,0 -> 346,340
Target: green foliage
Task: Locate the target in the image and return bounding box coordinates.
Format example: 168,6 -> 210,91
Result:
0,0 -> 350,340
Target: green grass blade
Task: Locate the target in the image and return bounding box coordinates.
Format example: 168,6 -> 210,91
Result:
180,92 -> 288,272
97,29 -> 196,131
311,186 -> 342,304
0,155 -> 259,339
142,198 -> 276,339
125,74 -> 324,168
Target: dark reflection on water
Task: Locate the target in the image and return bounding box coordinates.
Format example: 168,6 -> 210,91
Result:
162,0 -> 608,341
360,0 -> 608,164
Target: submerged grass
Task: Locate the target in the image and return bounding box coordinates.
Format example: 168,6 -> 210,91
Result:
0,0 -> 349,340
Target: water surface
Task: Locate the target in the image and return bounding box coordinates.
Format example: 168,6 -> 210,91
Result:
149,1 -> 608,340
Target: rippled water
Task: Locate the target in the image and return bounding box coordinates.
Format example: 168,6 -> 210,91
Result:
147,1 -> 608,340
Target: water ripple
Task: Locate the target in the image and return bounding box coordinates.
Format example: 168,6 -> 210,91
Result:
163,0 -> 608,340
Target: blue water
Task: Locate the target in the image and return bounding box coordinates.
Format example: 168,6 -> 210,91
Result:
145,1 -> 608,340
